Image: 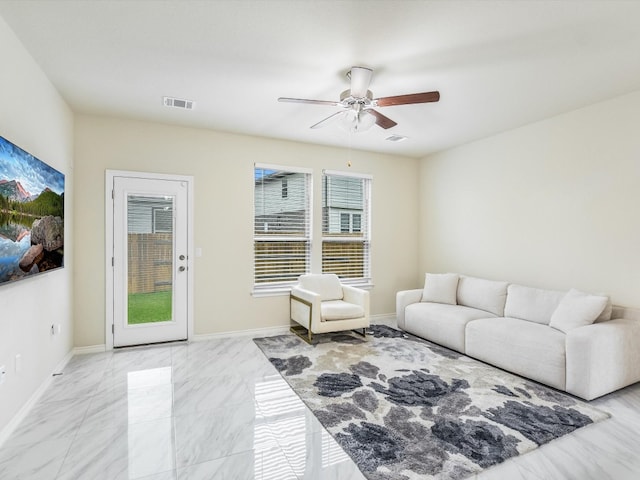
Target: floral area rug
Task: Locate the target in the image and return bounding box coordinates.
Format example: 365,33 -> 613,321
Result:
253,325 -> 609,480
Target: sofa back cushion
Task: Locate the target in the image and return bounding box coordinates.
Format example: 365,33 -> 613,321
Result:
504,284 -> 566,325
549,289 -> 609,333
456,276 -> 509,316
594,297 -> 613,323
298,274 -> 343,301
421,273 -> 459,305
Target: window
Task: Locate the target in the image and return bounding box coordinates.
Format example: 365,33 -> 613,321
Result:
340,213 -> 350,233
322,171 -> 371,284
254,164 -> 311,291
352,213 -> 361,233
127,196 -> 173,234
152,205 -> 173,233
337,212 -> 362,233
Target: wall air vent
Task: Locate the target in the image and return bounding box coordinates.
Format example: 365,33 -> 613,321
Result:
163,96 -> 195,110
385,135 -> 408,143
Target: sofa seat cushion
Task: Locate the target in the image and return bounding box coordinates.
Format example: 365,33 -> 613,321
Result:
465,317 -> 566,390
404,303 -> 496,353
321,300 -> 365,321
457,275 -> 509,316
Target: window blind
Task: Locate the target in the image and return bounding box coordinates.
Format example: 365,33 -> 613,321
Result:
254,165 -> 311,290
322,171 -> 371,283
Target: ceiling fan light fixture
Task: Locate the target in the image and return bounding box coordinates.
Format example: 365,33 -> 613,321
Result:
385,134 -> 408,142
339,109 -> 376,133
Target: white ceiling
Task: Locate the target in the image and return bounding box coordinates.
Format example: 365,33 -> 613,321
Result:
1,0 -> 640,158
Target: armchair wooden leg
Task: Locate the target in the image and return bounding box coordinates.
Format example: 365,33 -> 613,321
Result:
353,327 -> 366,338
290,324 -> 313,344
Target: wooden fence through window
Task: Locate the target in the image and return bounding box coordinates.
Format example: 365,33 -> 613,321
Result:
128,233 -> 173,294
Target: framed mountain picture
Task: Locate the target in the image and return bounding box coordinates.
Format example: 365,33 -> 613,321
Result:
0,135 -> 65,285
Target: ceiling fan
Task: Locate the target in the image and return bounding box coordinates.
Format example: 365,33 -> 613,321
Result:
278,66 -> 440,133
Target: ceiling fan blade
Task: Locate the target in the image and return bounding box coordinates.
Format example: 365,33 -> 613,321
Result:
278,97 -> 340,106
375,91 -> 440,107
367,109 -> 398,129
349,66 -> 373,98
310,111 -> 345,129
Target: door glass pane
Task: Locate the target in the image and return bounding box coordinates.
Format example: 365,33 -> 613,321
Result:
127,195 -> 174,325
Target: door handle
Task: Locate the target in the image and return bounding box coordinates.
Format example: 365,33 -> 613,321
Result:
179,266 -> 186,272
179,255 -> 186,261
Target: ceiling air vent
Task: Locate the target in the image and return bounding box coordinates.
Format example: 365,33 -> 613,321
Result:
163,96 -> 194,110
385,135 -> 408,143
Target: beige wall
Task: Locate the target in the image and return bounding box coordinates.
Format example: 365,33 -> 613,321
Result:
0,17 -> 74,434
74,115 -> 419,347
419,90 -> 640,307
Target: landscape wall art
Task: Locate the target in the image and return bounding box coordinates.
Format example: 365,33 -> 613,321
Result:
0,135 -> 65,285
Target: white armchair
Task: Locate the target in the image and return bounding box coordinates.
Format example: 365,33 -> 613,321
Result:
290,273 -> 370,343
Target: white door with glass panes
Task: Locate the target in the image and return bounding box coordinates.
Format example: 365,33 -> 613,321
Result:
111,175 -> 190,347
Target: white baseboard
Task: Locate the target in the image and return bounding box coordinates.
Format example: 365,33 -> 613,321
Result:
73,344 -> 107,355
192,325 -> 291,342
193,315 -> 397,342
371,313 -> 397,323
74,314 -> 398,352
192,315 -> 397,342
0,350 -> 74,448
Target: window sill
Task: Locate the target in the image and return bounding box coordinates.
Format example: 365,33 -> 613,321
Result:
252,281 -> 373,298
252,287 -> 292,298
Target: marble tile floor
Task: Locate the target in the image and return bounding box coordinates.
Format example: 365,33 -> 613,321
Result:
0,322 -> 639,480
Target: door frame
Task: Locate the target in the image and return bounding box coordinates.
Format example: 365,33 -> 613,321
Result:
105,169 -> 194,350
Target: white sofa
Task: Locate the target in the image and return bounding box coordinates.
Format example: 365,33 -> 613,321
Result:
396,273 -> 640,400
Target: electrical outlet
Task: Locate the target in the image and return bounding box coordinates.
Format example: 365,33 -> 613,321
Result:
50,324 -> 55,335
0,365 -> 6,386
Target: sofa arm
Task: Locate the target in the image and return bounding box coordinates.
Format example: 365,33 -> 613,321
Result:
290,287 -> 322,331
566,319 -> 640,400
396,289 -> 423,330
342,285 -> 370,320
